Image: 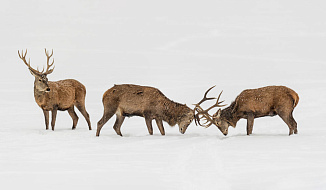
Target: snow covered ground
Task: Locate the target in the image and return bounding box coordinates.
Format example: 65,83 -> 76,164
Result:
1,0 -> 326,189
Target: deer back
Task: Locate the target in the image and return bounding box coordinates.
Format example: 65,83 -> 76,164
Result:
103,84 -> 169,112
233,86 -> 299,115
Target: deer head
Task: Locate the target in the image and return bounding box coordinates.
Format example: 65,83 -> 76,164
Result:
18,49 -> 55,92
211,108 -> 230,135
193,86 -> 228,135
178,111 -> 195,134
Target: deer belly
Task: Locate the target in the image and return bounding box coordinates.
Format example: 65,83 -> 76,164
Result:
57,103 -> 73,111
57,95 -> 75,110
41,105 -> 53,111
118,103 -> 146,118
121,109 -> 144,118
58,107 -> 70,111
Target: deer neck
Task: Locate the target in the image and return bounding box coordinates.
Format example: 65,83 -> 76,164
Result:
162,99 -> 190,126
34,85 -> 48,105
221,102 -> 239,127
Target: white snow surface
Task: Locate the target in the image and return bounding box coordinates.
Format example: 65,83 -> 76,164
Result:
1,0 -> 326,189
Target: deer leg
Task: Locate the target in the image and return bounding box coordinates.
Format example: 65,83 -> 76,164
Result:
278,112 -> 295,135
51,109 -> 58,131
155,119 -> 165,136
43,110 -> 49,130
145,117 -> 153,135
75,103 -> 92,130
96,110 -> 115,136
113,115 -> 125,136
290,113 -> 298,134
246,112 -> 254,135
68,106 -> 79,130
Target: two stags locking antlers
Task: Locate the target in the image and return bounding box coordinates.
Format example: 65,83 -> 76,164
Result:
193,86 -> 226,128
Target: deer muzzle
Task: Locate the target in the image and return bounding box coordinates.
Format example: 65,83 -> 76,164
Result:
179,128 -> 186,134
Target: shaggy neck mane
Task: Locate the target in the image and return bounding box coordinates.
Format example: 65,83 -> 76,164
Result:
221,101 -> 239,127
161,97 -> 190,126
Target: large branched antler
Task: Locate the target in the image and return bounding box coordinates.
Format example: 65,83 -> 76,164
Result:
18,49 -> 55,76
193,86 -> 226,128
18,49 -> 43,75
193,86 -> 216,126
44,48 -> 55,75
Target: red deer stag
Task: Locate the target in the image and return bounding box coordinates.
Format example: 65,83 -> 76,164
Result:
96,84 -> 194,136
18,49 -> 91,131
194,86 -> 299,136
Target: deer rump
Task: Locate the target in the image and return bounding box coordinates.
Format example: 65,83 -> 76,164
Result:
97,84 -> 194,136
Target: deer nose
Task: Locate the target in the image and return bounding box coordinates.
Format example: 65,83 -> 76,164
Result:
46,88 -> 50,92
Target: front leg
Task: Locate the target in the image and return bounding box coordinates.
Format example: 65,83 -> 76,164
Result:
145,116 -> 153,135
43,110 -> 49,130
247,112 -> 254,135
51,109 -> 58,131
155,119 -> 165,135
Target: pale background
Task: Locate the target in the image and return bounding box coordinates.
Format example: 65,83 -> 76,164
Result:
1,0 -> 326,189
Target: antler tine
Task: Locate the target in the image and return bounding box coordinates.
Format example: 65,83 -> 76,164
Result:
44,48 -> 55,75
197,113 -> 215,128
45,48 -> 53,57
193,86 -> 227,128
216,90 -> 226,106
193,86 -> 217,126
202,90 -> 227,118
197,90 -> 225,116
18,49 -> 42,75
195,85 -> 216,106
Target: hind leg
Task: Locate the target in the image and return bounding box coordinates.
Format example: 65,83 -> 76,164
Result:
278,112 -> 296,135
68,106 -> 79,130
75,103 -> 92,130
290,113 -> 298,134
96,110 -> 115,136
113,115 -> 125,136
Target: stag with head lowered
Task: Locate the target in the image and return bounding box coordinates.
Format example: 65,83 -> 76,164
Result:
194,86 -> 299,136
96,84 -> 194,136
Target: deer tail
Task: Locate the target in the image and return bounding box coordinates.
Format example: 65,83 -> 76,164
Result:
289,90 -> 299,108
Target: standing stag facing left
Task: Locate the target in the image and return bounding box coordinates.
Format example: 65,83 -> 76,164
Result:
18,49 -> 92,131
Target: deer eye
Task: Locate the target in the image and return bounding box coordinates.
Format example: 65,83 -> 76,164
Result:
39,79 -> 42,82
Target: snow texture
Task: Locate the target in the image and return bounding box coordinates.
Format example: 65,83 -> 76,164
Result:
1,0 -> 326,189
